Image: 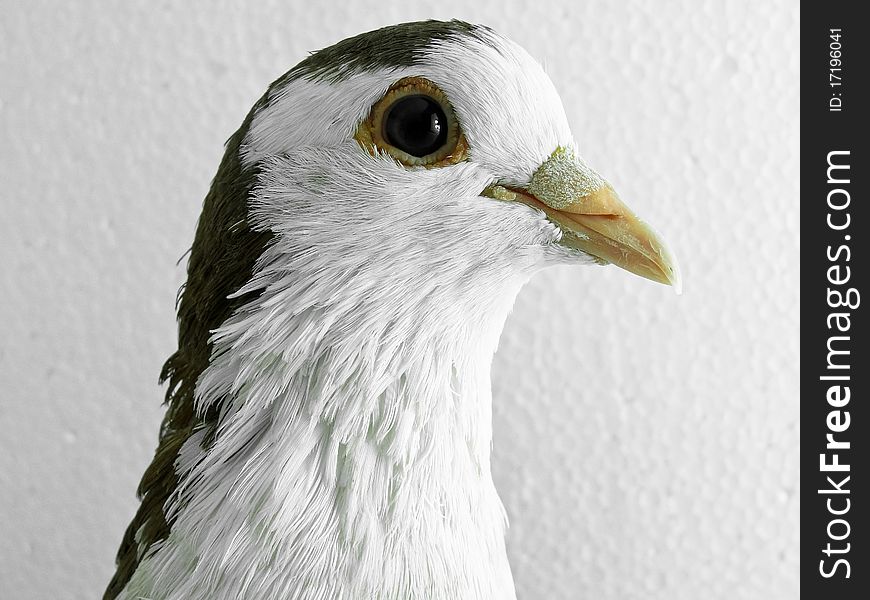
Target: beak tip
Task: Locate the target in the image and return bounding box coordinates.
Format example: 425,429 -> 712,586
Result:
670,271 -> 683,296
662,249 -> 682,296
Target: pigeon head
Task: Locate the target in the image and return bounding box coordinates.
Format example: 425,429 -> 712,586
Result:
107,20 -> 679,600
236,20 -> 679,310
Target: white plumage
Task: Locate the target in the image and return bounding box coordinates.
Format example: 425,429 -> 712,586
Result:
112,21 -> 677,600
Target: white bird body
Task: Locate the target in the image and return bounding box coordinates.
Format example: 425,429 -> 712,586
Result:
124,261 -> 528,600
109,21 -> 678,600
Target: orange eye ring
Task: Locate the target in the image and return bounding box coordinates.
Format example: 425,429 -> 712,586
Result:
355,76 -> 468,168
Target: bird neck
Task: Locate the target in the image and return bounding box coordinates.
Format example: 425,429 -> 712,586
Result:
163,266 -> 527,599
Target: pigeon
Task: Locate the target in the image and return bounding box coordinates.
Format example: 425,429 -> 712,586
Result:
106,19 -> 679,600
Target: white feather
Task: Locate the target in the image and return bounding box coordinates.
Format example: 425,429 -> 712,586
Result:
120,27 -> 591,600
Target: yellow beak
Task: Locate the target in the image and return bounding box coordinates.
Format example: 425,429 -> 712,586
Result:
487,147 -> 681,292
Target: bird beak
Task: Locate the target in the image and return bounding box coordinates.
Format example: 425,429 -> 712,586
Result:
485,147 -> 681,292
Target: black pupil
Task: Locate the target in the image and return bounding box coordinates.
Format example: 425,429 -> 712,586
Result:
383,95 -> 448,158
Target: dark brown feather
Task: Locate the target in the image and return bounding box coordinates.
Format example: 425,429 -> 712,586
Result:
102,100 -> 272,599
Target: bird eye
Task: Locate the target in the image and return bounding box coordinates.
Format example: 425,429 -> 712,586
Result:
355,77 -> 468,168
383,95 -> 447,157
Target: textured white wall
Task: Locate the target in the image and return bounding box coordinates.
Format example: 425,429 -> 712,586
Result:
0,1 -> 799,598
